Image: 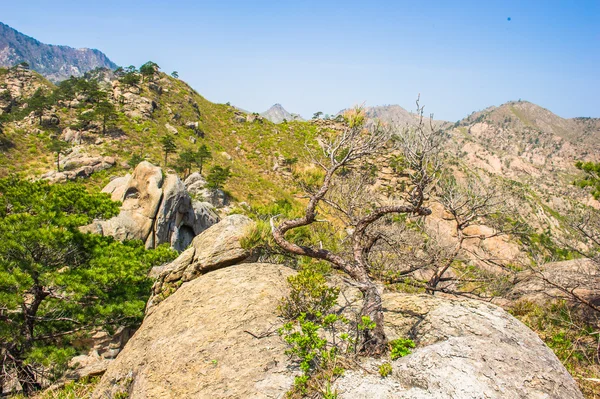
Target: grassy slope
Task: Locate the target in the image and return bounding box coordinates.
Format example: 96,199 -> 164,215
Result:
0,69 -> 322,205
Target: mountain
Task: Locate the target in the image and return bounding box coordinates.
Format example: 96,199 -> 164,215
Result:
260,103 -> 303,123
1,65 -> 599,398
336,104 -> 450,131
0,21 -> 117,82
456,100 -> 600,158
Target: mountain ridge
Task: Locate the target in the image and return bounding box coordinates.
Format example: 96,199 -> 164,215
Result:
0,21 -> 117,82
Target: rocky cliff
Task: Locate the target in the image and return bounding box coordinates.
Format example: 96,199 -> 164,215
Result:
0,22 -> 117,82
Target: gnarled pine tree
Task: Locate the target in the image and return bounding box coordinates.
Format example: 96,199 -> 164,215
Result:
271,100 -> 443,355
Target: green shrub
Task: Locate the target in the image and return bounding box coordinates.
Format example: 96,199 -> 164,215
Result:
279,264 -> 340,321
279,313 -> 346,398
389,338 -> 415,360
379,362 -> 393,377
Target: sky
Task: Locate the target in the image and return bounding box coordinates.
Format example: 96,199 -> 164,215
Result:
2,0 -> 599,121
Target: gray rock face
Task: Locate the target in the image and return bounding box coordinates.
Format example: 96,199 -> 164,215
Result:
83,162 -> 219,250
93,264 -> 294,399
183,172 -> 206,197
335,294 -> 584,398
183,172 -> 229,208
111,82 -> 156,119
0,22 -> 117,83
40,149 -> 116,182
260,103 -> 303,124
66,327 -> 135,381
147,214 -> 255,312
94,264 -> 583,399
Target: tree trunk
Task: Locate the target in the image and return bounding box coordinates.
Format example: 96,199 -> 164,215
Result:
56,152 -> 60,172
356,275 -> 387,356
16,360 -> 41,395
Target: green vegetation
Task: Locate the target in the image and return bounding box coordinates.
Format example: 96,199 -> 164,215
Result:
511,300 -> 600,398
279,263 -> 340,320
205,165 -> 231,191
139,61 -> 159,82
574,161 -> 600,200
378,362 -> 392,378
389,338 -> 415,360
11,377 -> 99,399
277,264 -> 347,398
0,178 -> 176,395
117,66 -> 140,87
0,65 -> 320,206
195,144 -> 212,174
160,134 -> 177,166
46,138 -> 71,172
277,262 -> 413,398
94,100 -> 117,135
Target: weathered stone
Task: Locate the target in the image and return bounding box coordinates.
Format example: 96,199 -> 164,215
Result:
94,264 -> 583,399
183,172 -> 206,197
83,162 -> 219,250
93,264 -> 294,399
147,214 -> 254,312
40,152 -> 115,182
165,123 -> 178,135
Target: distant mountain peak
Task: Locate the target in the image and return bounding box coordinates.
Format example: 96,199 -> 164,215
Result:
261,103 -> 303,123
0,21 -> 117,82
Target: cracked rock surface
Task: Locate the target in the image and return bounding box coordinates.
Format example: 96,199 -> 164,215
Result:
94,264 -> 583,399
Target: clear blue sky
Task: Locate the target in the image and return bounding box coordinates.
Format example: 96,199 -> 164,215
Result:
3,0 -> 599,121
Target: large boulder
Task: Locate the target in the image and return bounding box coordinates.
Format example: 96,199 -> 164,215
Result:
507,258 -> 600,307
147,214 -> 255,312
93,263 -> 294,399
337,294 -> 584,398
83,162 -> 219,250
40,148 -> 116,183
94,263 -> 583,399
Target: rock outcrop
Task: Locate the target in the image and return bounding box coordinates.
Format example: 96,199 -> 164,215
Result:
337,293 -> 585,398
83,162 -> 219,251
184,172 -> 228,208
147,214 -> 255,312
508,258 -> 600,308
40,150 -> 116,182
94,263 -> 583,399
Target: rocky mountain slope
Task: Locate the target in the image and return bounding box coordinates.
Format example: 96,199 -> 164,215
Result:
1,60 -> 599,397
260,103 -> 303,123
0,22 -> 117,82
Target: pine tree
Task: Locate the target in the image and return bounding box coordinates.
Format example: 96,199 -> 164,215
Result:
140,61 -> 160,82
160,134 -> 177,167
0,178 -> 176,394
206,165 -> 231,191
175,149 -> 196,178
195,144 -> 212,174
46,138 -> 71,172
95,100 -> 117,135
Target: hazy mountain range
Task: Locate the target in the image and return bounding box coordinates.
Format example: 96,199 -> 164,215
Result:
0,21 -> 117,82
